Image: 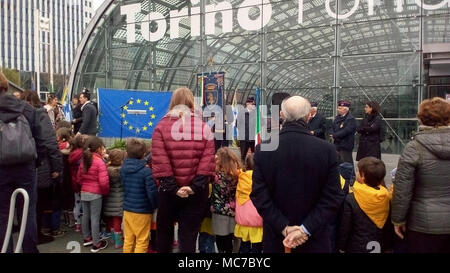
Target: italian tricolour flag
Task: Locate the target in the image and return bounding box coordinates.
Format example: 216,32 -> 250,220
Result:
255,87 -> 261,146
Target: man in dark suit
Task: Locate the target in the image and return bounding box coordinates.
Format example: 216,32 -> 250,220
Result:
237,97 -> 256,162
331,100 -> 357,165
250,96 -> 345,253
77,90 -> 98,136
307,102 -> 327,139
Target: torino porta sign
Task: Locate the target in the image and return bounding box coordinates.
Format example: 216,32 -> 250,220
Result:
121,0 -> 450,43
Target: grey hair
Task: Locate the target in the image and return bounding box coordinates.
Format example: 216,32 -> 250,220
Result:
281,96 -> 311,122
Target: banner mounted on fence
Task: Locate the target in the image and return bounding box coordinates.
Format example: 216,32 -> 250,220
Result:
98,88 -> 172,139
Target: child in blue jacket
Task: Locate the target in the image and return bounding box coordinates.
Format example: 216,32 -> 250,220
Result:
121,138 -> 158,253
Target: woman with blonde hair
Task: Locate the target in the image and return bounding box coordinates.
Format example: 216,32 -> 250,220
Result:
392,97 -> 450,253
152,87 -> 215,253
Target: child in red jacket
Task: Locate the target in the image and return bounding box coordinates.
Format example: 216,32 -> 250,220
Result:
68,134 -> 88,232
77,136 -> 110,253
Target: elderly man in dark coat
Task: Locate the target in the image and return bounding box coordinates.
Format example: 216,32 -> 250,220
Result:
307,102 -> 327,140
331,100 -> 357,165
250,96 -> 345,253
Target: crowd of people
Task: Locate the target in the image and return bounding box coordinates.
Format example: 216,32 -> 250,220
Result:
1,71 -> 449,253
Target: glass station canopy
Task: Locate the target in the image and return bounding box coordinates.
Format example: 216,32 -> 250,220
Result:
69,0 -> 450,153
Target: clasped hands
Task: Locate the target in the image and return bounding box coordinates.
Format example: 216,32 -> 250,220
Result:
176,186 -> 194,198
282,226 -> 309,249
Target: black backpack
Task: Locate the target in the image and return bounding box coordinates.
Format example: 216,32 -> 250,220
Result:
0,114 -> 37,165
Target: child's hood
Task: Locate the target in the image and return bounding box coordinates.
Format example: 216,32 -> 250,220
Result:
68,148 -> 83,164
121,158 -> 147,174
353,181 -> 391,229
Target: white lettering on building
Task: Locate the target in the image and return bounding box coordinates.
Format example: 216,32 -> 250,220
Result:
121,0 -> 450,44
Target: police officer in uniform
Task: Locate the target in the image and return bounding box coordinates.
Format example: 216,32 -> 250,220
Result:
330,100 -> 357,165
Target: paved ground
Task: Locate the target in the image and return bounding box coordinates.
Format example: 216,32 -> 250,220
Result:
33,152 -> 399,253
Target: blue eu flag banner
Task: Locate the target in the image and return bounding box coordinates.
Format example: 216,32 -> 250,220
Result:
98,89 -> 172,139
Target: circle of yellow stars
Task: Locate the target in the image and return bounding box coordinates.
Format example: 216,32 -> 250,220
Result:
121,98 -> 157,134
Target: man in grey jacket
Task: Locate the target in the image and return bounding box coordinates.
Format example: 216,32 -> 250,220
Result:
78,91 -> 98,136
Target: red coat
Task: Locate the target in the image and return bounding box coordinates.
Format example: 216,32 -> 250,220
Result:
69,148 -> 83,192
152,111 -> 215,187
77,153 -> 110,196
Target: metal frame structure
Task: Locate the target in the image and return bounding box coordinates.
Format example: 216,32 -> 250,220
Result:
68,0 -> 450,154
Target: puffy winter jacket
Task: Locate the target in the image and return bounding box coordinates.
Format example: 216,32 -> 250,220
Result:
121,158 -> 158,214
69,148 -> 83,192
235,171 -> 263,227
103,166 -> 124,217
152,109 -> 216,188
338,193 -> 394,253
392,126 -> 450,234
35,108 -> 63,189
77,153 -> 109,196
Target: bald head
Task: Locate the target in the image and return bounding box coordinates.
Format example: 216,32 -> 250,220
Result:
281,96 -> 311,123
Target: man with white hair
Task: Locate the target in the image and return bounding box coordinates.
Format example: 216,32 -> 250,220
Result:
307,102 -> 327,140
330,100 -> 357,165
250,96 -> 345,253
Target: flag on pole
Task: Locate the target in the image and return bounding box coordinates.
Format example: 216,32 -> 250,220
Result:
200,76 -> 204,107
255,87 -> 261,146
31,74 -> 36,92
61,86 -> 72,122
232,88 -> 238,140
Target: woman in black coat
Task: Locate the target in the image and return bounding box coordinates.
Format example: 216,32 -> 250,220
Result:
71,94 -> 82,134
356,101 -> 382,161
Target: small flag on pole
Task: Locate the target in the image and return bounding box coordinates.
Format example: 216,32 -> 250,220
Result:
232,88 -> 238,140
200,76 -> 204,107
255,87 -> 261,146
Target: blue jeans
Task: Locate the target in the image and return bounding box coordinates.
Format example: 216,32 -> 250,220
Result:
43,209 -> 62,231
198,232 -> 216,253
0,162 -> 39,253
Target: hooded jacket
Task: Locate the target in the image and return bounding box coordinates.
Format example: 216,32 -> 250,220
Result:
392,126 -> 450,234
77,153 -> 109,196
235,170 -> 263,227
69,148 -> 84,192
35,108 -> 63,188
0,93 -> 51,166
103,166 -> 124,217
337,186 -> 393,253
121,158 -> 158,214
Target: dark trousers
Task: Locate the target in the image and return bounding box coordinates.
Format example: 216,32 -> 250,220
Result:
37,186 -> 52,235
240,241 -> 263,253
156,187 -> 208,253
407,229 -> 450,253
240,140 -> 255,162
0,163 -> 39,253
337,149 -> 354,166
216,234 -> 233,253
198,232 -> 216,253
